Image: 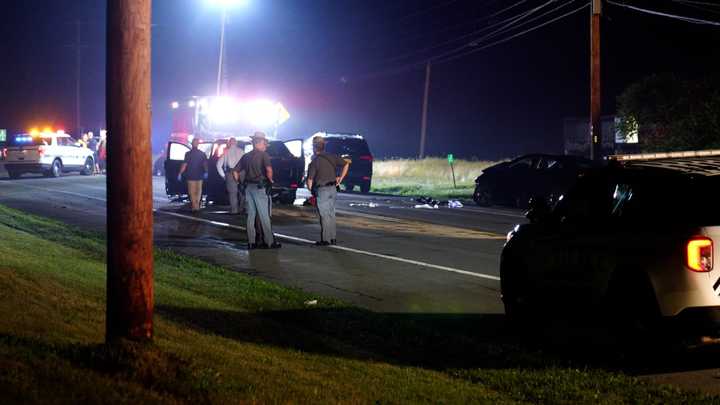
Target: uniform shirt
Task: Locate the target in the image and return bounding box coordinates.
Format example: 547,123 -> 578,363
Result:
308,152 -> 347,186
238,149 -> 272,183
183,148 -> 208,181
216,145 -> 244,178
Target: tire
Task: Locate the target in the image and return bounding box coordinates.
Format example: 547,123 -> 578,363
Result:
606,270 -> 662,339
360,182 -> 371,194
8,171 -> 21,179
278,190 -> 296,205
345,183 -> 355,192
81,157 -> 94,175
473,187 -> 492,206
46,160 -> 62,178
500,256 -> 531,324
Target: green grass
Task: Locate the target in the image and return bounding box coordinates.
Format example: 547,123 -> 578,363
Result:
0,204 -> 717,403
371,158 -> 500,200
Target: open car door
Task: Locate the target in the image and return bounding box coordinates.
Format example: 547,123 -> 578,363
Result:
164,141 -> 190,197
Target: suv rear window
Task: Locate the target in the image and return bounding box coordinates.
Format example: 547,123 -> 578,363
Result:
267,141 -> 293,159
7,134 -> 50,147
325,139 -> 370,156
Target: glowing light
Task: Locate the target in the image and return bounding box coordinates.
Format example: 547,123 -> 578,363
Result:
29,128 -> 39,136
207,0 -> 249,7
687,237 -> 713,272
56,130 -> 65,135
171,101 -> 180,109
42,127 -> 52,134
188,100 -> 196,108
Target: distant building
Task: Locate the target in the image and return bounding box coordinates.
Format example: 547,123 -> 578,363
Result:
563,115 -> 640,158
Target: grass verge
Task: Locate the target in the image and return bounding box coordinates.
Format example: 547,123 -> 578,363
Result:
371,158 -> 500,200
0,204 -> 717,403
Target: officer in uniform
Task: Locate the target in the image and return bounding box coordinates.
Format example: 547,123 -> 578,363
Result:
236,132 -> 281,249
216,137 -> 244,214
178,137 -> 208,213
306,136 -> 351,246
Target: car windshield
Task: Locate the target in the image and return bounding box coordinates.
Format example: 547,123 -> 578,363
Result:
325,139 -> 370,156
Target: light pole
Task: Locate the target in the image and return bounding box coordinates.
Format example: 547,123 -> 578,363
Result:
208,0 -> 248,96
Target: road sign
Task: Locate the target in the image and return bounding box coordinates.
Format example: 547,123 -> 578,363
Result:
447,153 -> 454,164
0,129 -> 6,142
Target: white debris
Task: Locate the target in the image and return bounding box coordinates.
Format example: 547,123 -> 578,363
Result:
293,198 -> 306,206
304,299 -> 318,306
349,202 -> 379,208
448,200 -> 464,208
414,204 -> 439,209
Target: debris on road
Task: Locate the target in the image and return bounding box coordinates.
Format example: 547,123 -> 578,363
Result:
448,200 -> 464,208
349,202 -> 379,208
414,203 -> 439,209
304,299 -> 318,306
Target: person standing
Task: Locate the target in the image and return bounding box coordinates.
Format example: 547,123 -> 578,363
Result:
177,137 -> 208,213
97,131 -> 107,174
236,132 -> 280,249
306,136 -> 351,246
216,137 -> 245,214
87,133 -> 99,174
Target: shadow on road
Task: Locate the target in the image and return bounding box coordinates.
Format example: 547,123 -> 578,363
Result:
156,305 -> 720,375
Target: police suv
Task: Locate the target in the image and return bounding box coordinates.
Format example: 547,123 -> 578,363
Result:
501,150 -> 720,333
4,132 -> 95,179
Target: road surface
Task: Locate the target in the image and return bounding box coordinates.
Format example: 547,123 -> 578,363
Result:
0,173 -> 522,314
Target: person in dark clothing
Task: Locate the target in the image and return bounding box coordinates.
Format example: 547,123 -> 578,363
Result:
235,132 -> 280,249
306,136 -> 351,245
178,137 -> 208,213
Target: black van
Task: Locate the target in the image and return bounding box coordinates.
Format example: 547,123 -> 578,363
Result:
164,138 -> 304,205
304,133 -> 373,193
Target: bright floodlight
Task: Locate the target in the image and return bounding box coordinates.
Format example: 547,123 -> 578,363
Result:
207,0 -> 248,7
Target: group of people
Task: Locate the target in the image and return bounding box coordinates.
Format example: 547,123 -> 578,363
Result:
77,131 -> 108,174
177,132 -> 350,250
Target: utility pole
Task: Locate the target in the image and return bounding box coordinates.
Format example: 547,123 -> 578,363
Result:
75,21 -> 82,133
419,61 -> 431,159
106,0 -> 154,342
590,0 -> 602,160
216,8 -> 228,96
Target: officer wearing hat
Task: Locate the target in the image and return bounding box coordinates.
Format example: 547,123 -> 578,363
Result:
306,136 -> 351,245
235,132 -> 281,249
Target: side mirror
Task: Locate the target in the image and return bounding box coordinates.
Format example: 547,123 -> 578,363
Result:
525,196 -> 550,224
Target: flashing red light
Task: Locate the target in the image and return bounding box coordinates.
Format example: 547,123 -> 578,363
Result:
359,155 -> 373,161
687,237 -> 713,272
290,183 -> 298,189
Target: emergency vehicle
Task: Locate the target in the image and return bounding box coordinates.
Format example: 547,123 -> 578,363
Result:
3,130 -> 95,179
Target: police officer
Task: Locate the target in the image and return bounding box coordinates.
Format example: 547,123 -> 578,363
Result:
236,132 -> 280,249
306,136 -> 351,246
178,137 -> 208,213
216,137 -> 245,214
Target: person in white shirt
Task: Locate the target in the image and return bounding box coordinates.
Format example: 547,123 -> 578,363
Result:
216,137 -> 245,214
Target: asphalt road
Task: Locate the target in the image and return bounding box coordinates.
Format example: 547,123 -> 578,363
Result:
0,172 -> 522,314
2,170 -> 719,394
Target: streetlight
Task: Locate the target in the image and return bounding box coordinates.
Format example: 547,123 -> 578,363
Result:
207,0 -> 249,96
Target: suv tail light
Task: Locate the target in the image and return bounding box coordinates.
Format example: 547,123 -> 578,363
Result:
687,237 -> 713,272
37,146 -> 45,156
359,155 -> 373,161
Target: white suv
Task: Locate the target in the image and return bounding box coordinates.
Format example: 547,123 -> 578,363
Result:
501,151 -> 720,334
4,132 -> 95,179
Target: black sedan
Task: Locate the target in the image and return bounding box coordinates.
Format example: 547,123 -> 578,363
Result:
473,154 -> 595,208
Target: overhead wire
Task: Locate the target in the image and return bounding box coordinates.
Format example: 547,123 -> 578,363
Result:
607,0 -> 720,25
670,0 -> 720,15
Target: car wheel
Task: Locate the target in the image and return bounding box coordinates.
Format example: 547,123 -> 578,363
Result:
606,270 -> 662,339
81,157 -> 94,175
360,182 -> 371,194
473,187 -> 492,206
345,183 -> 355,192
8,171 -> 21,179
278,190 -> 296,205
45,160 -> 62,178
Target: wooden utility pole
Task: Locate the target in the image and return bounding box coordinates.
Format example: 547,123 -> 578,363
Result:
590,0 -> 602,160
106,0 -> 154,342
419,61 -> 431,158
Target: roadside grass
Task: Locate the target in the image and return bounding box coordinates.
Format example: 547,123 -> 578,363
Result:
0,203 -> 717,403
371,158 -> 501,200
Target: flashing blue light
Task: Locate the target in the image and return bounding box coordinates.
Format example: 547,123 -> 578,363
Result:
15,136 -> 33,143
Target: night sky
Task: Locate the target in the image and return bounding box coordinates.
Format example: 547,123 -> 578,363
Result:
0,0 -> 718,159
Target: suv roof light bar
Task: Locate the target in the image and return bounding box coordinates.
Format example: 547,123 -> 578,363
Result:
607,149 -> 720,161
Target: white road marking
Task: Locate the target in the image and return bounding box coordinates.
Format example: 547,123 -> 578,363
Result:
12,183 -> 501,282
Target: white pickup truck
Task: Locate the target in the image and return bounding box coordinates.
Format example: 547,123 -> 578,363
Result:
4,132 -> 95,179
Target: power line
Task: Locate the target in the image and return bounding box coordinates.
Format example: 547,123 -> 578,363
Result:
607,0 -> 720,25
436,2 -> 589,64
671,0 -> 720,15
672,0 -> 720,7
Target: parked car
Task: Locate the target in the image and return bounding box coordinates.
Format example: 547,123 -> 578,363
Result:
164,137 -> 304,205
303,132 -> 373,193
473,154 -> 595,208
3,131 -> 95,179
501,151 -> 720,334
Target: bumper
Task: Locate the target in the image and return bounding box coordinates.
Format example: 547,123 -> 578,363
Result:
669,306 -> 720,334
4,163 -> 51,173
